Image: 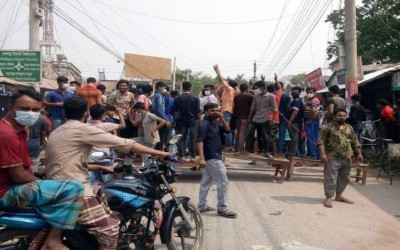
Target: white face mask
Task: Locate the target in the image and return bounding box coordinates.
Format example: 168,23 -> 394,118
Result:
14,111 -> 40,127
204,91 -> 211,96
306,93 -> 314,99
68,86 -> 76,92
254,89 -> 262,95
62,83 -> 69,90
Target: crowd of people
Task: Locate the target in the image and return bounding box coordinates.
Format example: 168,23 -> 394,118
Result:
3,65 -> 400,249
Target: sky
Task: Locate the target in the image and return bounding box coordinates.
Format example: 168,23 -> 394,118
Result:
0,0 -> 352,82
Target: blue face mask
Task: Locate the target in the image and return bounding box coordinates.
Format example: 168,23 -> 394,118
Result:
14,111 -> 40,127
291,93 -> 300,99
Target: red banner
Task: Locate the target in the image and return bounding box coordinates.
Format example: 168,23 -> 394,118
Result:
347,77 -> 358,98
306,68 -> 323,90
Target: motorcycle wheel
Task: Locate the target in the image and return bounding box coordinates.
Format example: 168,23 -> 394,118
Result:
0,228 -> 35,249
165,201 -> 204,250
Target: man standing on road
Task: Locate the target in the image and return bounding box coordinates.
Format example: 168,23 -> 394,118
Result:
233,83 -> 253,153
76,77 -> 102,108
173,81 -> 201,161
43,76 -> 74,130
303,87 -> 321,159
318,109 -> 363,208
197,102 -> 237,218
107,79 -> 134,138
213,64 -> 240,150
287,86 -> 304,157
152,81 -> 172,150
245,80 -> 277,157
324,85 -> 346,124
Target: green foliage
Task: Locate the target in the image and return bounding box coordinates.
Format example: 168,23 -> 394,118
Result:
325,0 -> 400,68
289,73 -> 307,86
172,67 -> 219,95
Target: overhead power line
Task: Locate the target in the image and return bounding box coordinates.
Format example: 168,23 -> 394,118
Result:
258,0 -> 290,68
52,3 -> 152,79
95,0 -> 294,25
275,0 -> 331,76
262,0 -> 315,75
263,0 -> 330,76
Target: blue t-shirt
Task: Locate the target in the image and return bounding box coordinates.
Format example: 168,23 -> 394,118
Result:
279,93 -> 291,118
45,90 -> 74,120
290,98 -> 304,125
197,117 -> 229,161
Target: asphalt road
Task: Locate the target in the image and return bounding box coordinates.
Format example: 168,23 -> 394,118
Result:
155,158 -> 400,250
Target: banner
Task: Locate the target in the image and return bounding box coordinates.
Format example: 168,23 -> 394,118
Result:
124,53 -> 171,80
306,68 -> 324,90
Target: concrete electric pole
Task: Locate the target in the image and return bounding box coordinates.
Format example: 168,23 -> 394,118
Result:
344,0 -> 358,98
172,57 -> 176,90
29,0 -> 44,50
253,61 -> 257,83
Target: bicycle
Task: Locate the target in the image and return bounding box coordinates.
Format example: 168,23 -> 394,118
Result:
360,119 -> 385,168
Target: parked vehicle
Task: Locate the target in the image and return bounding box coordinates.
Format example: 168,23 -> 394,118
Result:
0,135 -> 204,250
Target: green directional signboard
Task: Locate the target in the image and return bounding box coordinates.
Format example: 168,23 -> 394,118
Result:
0,50 -> 41,83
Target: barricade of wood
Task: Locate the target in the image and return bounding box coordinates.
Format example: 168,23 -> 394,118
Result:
286,157 -> 368,185
223,153 -> 291,183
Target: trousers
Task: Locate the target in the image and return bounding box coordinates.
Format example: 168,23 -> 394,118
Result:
198,159 -> 228,211
324,159 -> 351,198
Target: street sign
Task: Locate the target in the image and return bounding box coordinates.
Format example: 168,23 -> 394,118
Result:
0,50 -> 41,83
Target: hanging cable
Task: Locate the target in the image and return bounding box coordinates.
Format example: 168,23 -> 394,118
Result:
95,0 -> 294,25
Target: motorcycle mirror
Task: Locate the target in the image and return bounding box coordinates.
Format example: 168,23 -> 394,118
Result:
169,134 -> 183,145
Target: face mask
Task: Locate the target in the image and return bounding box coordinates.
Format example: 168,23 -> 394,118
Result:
291,93 -> 299,99
306,93 -> 314,99
254,89 -> 262,95
204,91 -> 211,96
69,86 -> 76,92
14,111 -> 40,127
62,83 -> 69,90
160,88 -> 167,94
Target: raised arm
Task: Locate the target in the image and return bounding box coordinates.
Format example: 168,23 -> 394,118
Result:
274,73 -> 282,90
213,64 -> 229,88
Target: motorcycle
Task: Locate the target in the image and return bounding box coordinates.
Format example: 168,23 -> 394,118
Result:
0,135 -> 204,250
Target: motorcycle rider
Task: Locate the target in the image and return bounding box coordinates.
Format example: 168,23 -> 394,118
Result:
45,97 -> 170,250
0,89 -> 84,250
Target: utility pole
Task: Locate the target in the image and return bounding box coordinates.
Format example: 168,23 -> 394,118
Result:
29,0 -> 44,50
344,0 -> 358,99
29,0 -> 44,90
172,57 -> 176,90
253,61 -> 257,83
186,69 -> 190,81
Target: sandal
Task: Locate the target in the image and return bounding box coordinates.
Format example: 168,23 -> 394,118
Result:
199,206 -> 216,213
217,209 -> 237,218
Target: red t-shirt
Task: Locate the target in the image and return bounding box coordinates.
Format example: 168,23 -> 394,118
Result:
0,113 -> 32,197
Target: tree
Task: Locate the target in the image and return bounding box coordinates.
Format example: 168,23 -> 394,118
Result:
289,73 -> 307,86
234,74 -> 248,85
325,0 -> 400,69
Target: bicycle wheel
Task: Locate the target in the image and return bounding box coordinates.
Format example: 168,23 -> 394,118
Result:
379,150 -> 391,174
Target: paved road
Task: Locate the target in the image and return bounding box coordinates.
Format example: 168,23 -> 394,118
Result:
156,158 -> 400,250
